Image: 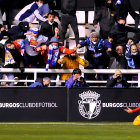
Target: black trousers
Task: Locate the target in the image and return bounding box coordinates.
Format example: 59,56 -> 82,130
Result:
60,13 -> 79,45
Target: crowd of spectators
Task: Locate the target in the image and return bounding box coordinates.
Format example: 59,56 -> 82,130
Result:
0,0 -> 139,88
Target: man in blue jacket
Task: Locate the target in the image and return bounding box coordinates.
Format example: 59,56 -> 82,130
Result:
76,30 -> 112,85
65,68 -> 88,88
29,77 -> 50,87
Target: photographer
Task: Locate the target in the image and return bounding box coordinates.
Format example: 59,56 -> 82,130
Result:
106,69 -> 129,88
65,68 -> 88,88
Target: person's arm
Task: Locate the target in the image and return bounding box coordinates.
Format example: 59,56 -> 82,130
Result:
57,56 -> 66,64
34,9 -> 47,22
77,38 -> 90,48
124,107 -> 140,113
77,56 -> 89,67
127,26 -> 140,33
106,76 -> 116,87
65,78 -> 75,88
59,46 -> 76,54
93,9 -> 102,27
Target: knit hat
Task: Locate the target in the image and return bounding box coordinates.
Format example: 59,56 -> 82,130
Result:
49,37 -> 59,44
90,30 -> 99,38
30,28 -> 39,34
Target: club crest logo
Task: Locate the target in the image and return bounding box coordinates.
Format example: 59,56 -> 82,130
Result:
78,90 -> 101,120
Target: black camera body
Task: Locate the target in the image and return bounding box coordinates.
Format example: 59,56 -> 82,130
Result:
77,76 -> 84,81
116,74 -> 122,81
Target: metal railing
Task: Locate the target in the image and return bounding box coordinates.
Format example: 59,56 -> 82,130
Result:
0,68 -> 140,87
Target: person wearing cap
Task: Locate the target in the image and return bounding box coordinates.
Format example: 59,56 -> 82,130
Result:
35,37 -> 77,86
93,0 -> 117,39
15,0 -> 47,23
109,17 -> 140,50
76,30 -> 112,86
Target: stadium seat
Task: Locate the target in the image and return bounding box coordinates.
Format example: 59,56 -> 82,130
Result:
69,25 -> 86,39
126,11 -> 138,25
76,11 -> 85,24
88,11 -> 94,24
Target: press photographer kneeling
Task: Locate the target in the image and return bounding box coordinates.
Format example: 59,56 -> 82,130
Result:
65,68 -> 88,88
106,69 -> 129,88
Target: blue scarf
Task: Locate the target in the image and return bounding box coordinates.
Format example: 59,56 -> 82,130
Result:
125,44 -> 135,69
45,44 -> 59,71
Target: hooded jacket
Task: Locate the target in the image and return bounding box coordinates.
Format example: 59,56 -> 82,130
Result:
93,0 -> 117,32
61,0 -> 77,14
28,78 -> 43,87
7,22 -> 29,41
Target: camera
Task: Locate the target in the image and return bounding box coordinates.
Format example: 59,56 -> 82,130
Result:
77,76 -> 84,81
116,75 -> 122,81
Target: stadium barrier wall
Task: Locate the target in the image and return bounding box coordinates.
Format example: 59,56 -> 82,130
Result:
0,88 -> 139,122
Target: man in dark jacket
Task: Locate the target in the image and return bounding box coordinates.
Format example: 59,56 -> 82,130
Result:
106,69 -> 129,88
7,22 -> 29,41
29,77 -> 50,87
39,12 -> 59,44
109,17 -> 140,49
93,0 -> 117,39
107,45 -> 128,69
60,0 -> 79,45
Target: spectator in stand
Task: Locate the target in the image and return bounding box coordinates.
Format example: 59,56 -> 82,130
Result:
29,77 -> 50,87
113,0 -> 138,20
0,40 -> 25,86
15,0 -> 47,24
39,12 -> 59,44
7,22 -> 29,41
58,51 -> 89,81
107,45 -> 128,69
106,69 -> 129,88
109,17 -> 140,50
35,37 -> 77,86
125,43 -> 140,86
0,24 -> 8,41
0,0 -> 14,29
93,0 -> 117,39
23,28 -> 48,68
76,30 -> 112,85
65,68 -> 88,88
60,0 -> 79,45
39,0 -> 50,17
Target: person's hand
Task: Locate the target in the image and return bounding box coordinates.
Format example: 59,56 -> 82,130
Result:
24,31 -> 32,35
73,75 -> 78,81
41,45 -> 47,51
59,58 -> 64,63
108,38 -> 113,43
44,13 -> 48,17
55,27 -> 59,35
76,44 -> 81,48
124,107 -> 133,113
74,47 -> 77,51
83,59 -> 87,64
10,44 -> 15,49
128,39 -> 133,45
107,48 -> 112,51
36,47 -> 41,52
113,74 -> 117,79
94,25 -> 98,28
